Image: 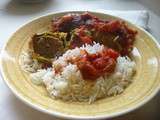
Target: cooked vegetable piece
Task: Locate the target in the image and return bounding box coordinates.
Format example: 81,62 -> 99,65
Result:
32,53 -> 52,63
31,52 -> 52,68
29,32 -> 67,58
70,26 -> 93,48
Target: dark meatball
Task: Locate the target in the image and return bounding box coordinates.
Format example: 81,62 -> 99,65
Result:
30,33 -> 63,58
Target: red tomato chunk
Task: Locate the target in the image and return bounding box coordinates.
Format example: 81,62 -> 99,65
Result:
74,48 -> 119,80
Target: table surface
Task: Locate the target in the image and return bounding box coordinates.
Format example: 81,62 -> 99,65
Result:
0,0 -> 160,120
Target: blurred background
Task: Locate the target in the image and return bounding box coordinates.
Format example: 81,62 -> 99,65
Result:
0,0 -> 160,120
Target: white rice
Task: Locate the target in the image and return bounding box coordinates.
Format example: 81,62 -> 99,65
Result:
20,43 -> 136,103
19,51 -> 41,73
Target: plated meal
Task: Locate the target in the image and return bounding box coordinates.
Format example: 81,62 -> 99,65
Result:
1,11 -> 160,119
20,12 -> 137,103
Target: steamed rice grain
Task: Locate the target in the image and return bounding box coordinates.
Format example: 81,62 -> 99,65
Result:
20,43 -> 136,103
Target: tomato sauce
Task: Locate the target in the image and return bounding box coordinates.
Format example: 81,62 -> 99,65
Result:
74,48 -> 119,80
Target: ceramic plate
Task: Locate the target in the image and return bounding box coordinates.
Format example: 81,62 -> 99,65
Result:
1,11 -> 160,120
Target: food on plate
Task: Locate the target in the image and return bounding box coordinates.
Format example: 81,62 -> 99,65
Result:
52,12 -> 137,55
19,12 -> 137,103
30,32 -> 67,58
